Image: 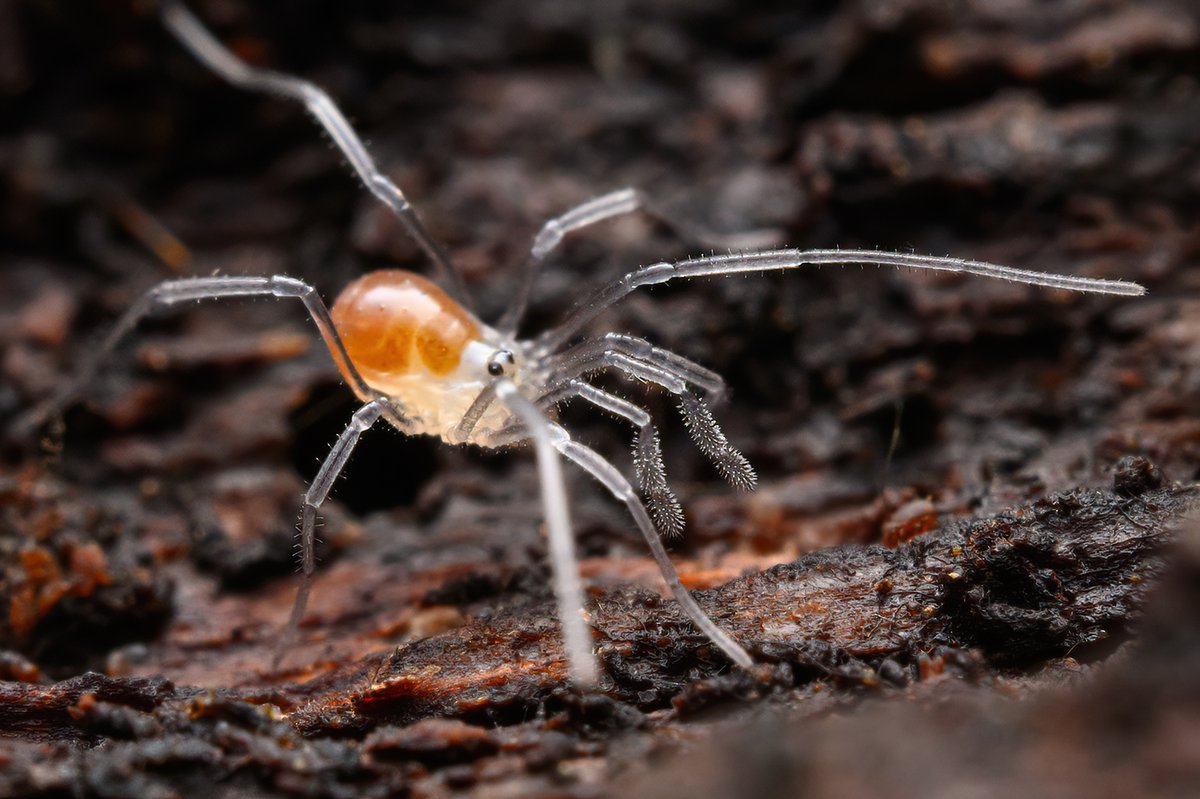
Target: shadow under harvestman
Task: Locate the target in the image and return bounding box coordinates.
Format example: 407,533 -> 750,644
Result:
16,0 -> 1147,687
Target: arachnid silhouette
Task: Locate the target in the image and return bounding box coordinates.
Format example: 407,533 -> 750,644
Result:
18,0 -> 1146,686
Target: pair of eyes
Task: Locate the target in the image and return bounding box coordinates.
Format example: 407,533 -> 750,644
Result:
486,349 -> 516,377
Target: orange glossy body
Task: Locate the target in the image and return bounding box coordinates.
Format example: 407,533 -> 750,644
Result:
331,269 -> 481,387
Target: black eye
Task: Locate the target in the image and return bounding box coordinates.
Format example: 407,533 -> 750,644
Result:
487,349 -> 515,377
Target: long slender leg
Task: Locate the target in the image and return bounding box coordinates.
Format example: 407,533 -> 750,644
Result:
541,379 -> 684,536
535,248 -> 1147,353
160,0 -> 468,305
550,428 -> 754,669
278,399 -> 389,667
13,275 -> 392,435
497,188 -> 781,336
493,379 -> 597,687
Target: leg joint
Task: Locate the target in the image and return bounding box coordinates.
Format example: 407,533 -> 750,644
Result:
350,402 -> 385,429
270,275 -> 313,298
532,220 -> 564,259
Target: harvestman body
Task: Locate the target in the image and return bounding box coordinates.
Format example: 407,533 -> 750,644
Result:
20,1 -> 1146,687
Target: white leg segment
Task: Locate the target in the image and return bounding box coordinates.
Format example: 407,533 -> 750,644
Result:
493,379 -> 598,687
14,275 -> 382,435
537,248 -> 1147,352
552,428 -> 754,669
450,383 -> 498,445
160,0 -> 468,304
498,188 -> 780,335
277,398 -> 389,667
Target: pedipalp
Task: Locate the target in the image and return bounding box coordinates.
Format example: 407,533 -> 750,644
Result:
539,379 -> 685,537
543,347 -> 755,496
548,332 -> 729,399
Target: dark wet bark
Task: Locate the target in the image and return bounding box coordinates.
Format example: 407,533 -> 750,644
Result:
1,0 -> 1199,796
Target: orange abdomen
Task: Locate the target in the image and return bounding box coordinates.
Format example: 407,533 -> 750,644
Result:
331,270 -> 480,387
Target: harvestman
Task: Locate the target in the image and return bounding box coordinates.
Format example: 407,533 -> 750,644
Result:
20,0 -> 1146,686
